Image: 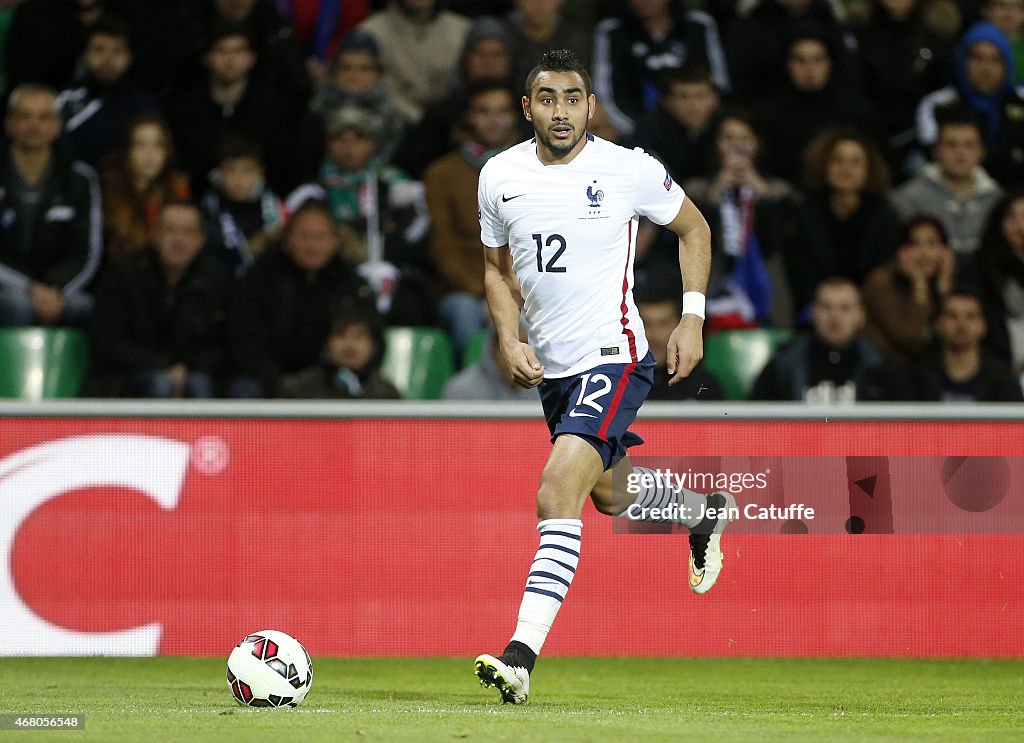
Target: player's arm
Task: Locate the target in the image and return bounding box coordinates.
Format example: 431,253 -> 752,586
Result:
483,246 -> 544,388
663,197 -> 711,384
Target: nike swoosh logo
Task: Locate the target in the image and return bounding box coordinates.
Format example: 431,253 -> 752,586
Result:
502,194 -> 525,202
568,410 -> 597,418
527,580 -> 559,588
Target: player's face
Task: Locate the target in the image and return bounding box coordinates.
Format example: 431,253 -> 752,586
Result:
286,210 -> 339,272
825,139 -> 869,194
1001,198 -> 1024,256
84,33 -> 132,84
965,41 -> 1006,95
899,223 -> 948,278
637,301 -> 678,368
128,123 -> 169,184
811,284 -> 864,348
934,125 -> 984,179
154,206 -> 205,273
523,70 -> 595,163
937,296 -> 986,349
787,39 -> 831,92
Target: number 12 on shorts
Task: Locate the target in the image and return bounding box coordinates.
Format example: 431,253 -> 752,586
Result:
569,373 -> 612,418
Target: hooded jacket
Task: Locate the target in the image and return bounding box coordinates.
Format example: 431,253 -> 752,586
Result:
916,22 -> 1024,185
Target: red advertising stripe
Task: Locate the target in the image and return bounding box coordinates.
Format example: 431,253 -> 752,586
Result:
2,418 -> 1023,657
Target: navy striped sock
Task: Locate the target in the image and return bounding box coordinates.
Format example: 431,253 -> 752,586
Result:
510,518 -> 582,656
620,466 -> 705,528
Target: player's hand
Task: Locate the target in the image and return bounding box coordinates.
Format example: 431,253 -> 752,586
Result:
666,315 -> 703,385
502,340 -> 544,388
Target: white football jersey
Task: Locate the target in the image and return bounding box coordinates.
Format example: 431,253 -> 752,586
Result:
478,134 -> 686,377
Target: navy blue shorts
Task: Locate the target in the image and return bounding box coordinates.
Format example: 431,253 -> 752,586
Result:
539,351 -> 655,470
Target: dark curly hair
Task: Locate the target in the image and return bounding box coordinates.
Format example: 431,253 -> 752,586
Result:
524,49 -> 592,99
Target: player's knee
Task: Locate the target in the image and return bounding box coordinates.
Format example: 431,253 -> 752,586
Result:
535,478 -> 581,520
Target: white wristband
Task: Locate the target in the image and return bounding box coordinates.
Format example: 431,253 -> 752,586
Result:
682,291 -> 706,319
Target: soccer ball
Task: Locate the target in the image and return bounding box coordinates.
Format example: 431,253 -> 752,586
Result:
226,630 -> 313,708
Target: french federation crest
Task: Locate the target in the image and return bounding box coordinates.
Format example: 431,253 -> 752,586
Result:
586,184 -> 604,207
664,170 -> 673,191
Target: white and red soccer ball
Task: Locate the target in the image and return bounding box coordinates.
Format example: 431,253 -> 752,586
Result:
226,630 -> 313,708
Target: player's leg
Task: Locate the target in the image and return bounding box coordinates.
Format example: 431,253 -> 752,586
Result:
590,457 -> 736,593
475,433 -> 606,704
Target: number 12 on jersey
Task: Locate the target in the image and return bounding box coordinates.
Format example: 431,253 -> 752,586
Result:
533,233 -> 567,273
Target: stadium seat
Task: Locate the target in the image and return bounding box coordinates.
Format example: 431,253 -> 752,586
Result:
702,329 -> 794,401
381,327 -> 454,400
0,327 -> 90,400
462,329 -> 489,368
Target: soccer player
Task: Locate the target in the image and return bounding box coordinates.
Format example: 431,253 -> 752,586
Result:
473,49 -> 735,705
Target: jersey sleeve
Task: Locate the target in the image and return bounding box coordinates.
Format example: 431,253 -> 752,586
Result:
477,161 -> 508,248
631,148 -> 686,226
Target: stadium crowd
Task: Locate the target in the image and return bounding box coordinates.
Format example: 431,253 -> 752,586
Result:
1,0 -> 1023,403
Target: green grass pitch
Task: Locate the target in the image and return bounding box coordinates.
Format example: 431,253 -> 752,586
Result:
0,657 -> 1021,742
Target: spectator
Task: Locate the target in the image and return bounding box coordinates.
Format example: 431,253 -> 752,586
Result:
6,0 -> 110,91
787,128 -> 900,313
272,0 -> 370,81
634,276 -> 724,401
393,15 -> 518,179
592,0 -> 729,137
359,0 -> 472,124
726,0 -> 857,99
862,214 -> 955,361
0,84 -> 100,327
201,136 -> 286,277
442,327 -> 539,400
99,115 -> 191,258
424,79 -> 518,361
632,64 -> 721,184
278,305 -> 400,399
288,106 -> 432,324
226,200 -> 374,397
751,277 -> 895,403
753,25 -> 882,182
165,20 -> 298,196
916,21 -> 1024,185
503,0 -> 590,91
204,0 -> 313,110
909,290 -> 1023,400
851,0 -> 959,172
683,109 -> 798,330
890,108 -> 1001,261
55,16 -> 160,166
982,0 -> 1024,83
975,189 -> 1024,378
310,30 -> 405,162
87,200 -> 229,398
